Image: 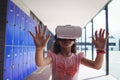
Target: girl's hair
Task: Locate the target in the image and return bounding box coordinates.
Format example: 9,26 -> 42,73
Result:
53,35 -> 77,54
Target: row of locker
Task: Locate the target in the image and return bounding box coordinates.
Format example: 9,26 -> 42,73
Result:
5,0 -> 37,46
4,0 -> 54,80
5,23 -> 35,46
4,46 -> 37,80
5,0 -> 52,46
4,1 -> 37,80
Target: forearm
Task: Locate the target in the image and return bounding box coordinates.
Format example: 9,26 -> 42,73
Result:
35,48 -> 44,67
93,54 -> 104,69
81,53 -> 104,69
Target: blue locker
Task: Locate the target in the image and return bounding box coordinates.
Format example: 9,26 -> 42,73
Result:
19,26 -> 24,45
5,0 -> 15,45
18,47 -> 24,80
13,6 -> 21,45
30,47 -> 35,72
23,29 -> 26,46
5,24 -> 14,45
4,46 -> 13,80
23,47 -> 28,78
28,18 -> 36,46
28,19 -> 32,46
21,12 -> 26,45
24,15 -> 30,46
30,47 -> 34,72
19,12 -> 25,46
13,24 -> 19,46
33,47 -> 37,70
15,6 -> 21,27
23,30 -> 28,45
7,0 -> 15,25
27,47 -> 32,74
12,47 -> 19,80
31,20 -> 36,46
31,47 -> 36,71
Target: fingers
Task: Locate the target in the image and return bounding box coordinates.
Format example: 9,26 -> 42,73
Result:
95,30 -> 98,39
35,26 -> 37,35
98,29 -> 105,38
99,29 -> 102,37
92,37 -> 95,43
106,33 -> 109,39
46,34 -> 51,43
101,29 -> 105,37
35,24 -> 41,35
38,24 -> 41,34
29,31 -> 35,39
97,28 -> 109,39
43,25 -> 47,36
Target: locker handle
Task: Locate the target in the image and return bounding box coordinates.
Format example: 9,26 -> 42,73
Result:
11,64 -> 14,69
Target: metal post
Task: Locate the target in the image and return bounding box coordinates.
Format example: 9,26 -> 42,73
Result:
81,34 -> 82,52
85,27 -> 86,56
91,20 -> 94,60
105,5 -> 109,75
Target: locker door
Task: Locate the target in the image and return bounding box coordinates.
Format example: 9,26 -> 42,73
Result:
33,47 -> 37,70
20,12 -> 25,46
28,19 -> 34,46
19,25 -> 24,46
23,13 -> 28,46
30,47 -> 33,72
31,20 -> 36,46
5,0 -> 15,45
4,46 -> 13,80
31,47 -> 36,71
24,15 -> 29,46
29,47 -> 34,73
18,47 -> 24,80
7,0 -> 15,25
14,6 -> 21,45
33,47 -> 37,71
5,24 -> 14,45
21,12 -> 26,45
12,47 -> 19,80
27,47 -> 32,74
23,47 -> 28,78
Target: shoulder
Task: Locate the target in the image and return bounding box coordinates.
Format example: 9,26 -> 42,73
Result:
47,50 -> 56,56
76,52 -> 84,59
47,50 -> 57,61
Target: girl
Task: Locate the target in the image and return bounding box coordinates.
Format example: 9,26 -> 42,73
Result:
29,24 -> 109,80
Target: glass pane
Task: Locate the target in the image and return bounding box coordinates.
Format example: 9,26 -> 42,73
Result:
86,22 -> 92,60
93,10 -> 106,73
108,0 -> 120,79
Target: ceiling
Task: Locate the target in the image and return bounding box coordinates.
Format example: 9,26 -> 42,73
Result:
21,0 -> 110,34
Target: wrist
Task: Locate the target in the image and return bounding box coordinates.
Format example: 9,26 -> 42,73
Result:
96,49 -> 106,55
36,47 -> 44,51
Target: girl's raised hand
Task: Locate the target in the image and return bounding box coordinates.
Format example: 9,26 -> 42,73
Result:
92,28 -> 109,50
29,24 -> 51,49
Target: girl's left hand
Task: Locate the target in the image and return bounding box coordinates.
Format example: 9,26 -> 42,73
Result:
92,28 -> 109,50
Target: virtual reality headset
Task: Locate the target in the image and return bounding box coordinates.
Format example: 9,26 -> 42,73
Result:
56,25 -> 82,39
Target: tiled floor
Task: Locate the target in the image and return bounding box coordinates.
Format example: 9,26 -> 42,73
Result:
26,65 -> 117,80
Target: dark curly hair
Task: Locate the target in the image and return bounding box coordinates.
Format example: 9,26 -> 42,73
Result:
53,35 -> 77,54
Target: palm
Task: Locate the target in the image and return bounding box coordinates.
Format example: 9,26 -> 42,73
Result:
29,24 -> 51,49
34,35 -> 47,48
92,29 -> 109,50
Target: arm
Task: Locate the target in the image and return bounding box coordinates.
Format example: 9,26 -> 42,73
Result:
29,24 -> 52,67
81,54 -> 104,69
81,28 -> 109,69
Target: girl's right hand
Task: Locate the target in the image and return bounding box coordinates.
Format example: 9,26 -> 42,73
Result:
29,24 -> 51,50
